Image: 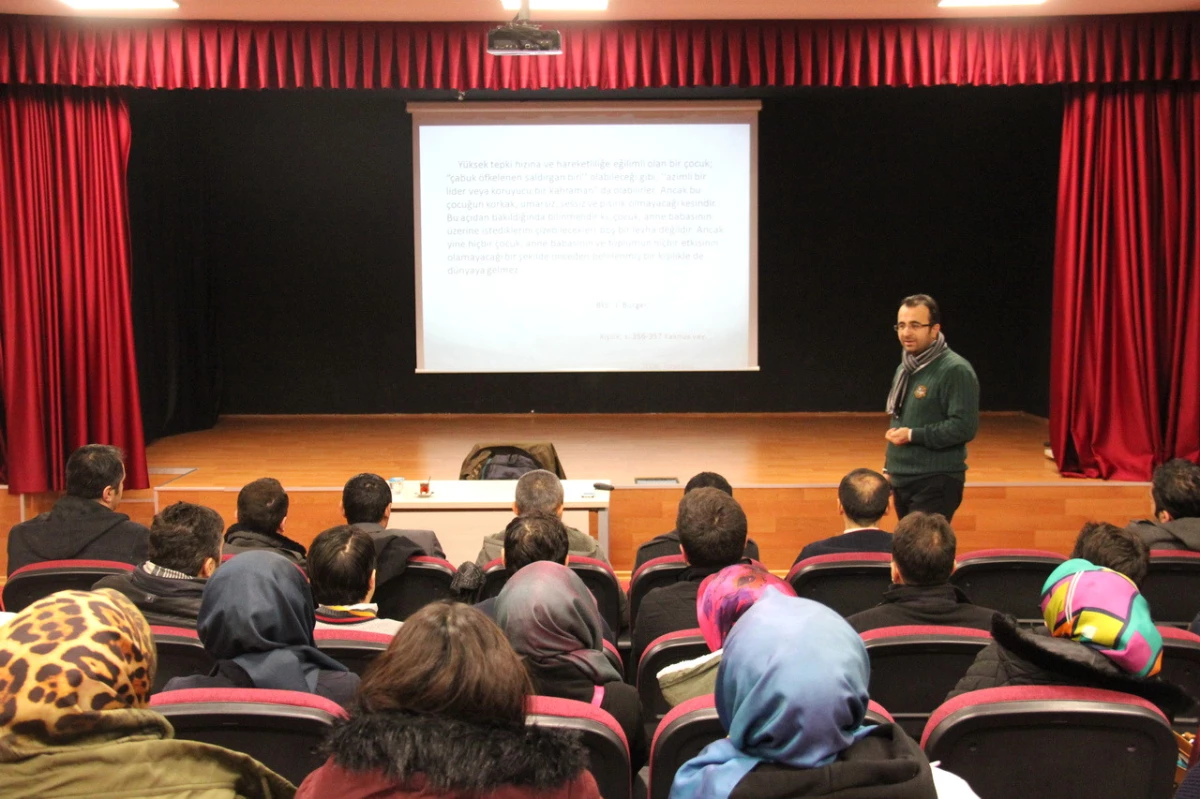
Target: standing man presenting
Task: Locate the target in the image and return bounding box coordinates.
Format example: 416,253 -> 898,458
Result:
884,294 -> 979,521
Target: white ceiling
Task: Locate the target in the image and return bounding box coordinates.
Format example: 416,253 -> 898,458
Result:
0,0 -> 1197,22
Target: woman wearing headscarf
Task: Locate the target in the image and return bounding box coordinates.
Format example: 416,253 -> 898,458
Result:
0,589 -> 293,798
949,558 -> 1193,719
163,551 -> 359,707
670,592 -> 979,799
495,561 -> 648,770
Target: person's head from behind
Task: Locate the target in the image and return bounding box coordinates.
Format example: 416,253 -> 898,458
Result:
837,468 -> 890,528
677,487 -> 748,569
513,470 -> 564,517
696,563 -> 796,652
237,477 -> 289,535
502,512 -> 569,572
1071,521 -> 1149,586
309,525 -> 377,606
891,511 -> 956,586
150,501 -> 224,579
66,444 -> 125,508
0,589 -> 155,745
342,473 -> 392,526
685,471 -> 733,497
1151,458 -> 1200,522
358,601 -> 531,728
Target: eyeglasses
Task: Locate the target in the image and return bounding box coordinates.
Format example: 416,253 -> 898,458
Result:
894,322 -> 934,332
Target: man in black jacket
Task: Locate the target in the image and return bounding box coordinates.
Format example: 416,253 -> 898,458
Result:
633,471 -> 759,571
793,468 -> 893,565
223,477 -> 307,564
7,444 -> 149,575
1127,458 -> 1200,552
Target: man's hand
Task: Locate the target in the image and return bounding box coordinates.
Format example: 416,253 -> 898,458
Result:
885,427 -> 912,445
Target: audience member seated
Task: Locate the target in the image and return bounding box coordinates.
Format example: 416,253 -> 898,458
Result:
0,589 -> 292,798
633,487 -> 749,665
1127,458 -> 1200,552
658,563 -> 796,707
163,551 -> 359,707
949,559 -> 1192,720
793,468 -> 893,564
309,525 -> 402,636
1071,520 -> 1149,585
474,470 -> 610,567
847,512 -> 995,634
494,561 -> 647,771
342,472 -> 445,557
670,591 -> 980,799
297,602 -> 600,799
633,472 -> 760,570
223,477 -> 307,565
93,501 -> 223,627
7,444 -> 149,575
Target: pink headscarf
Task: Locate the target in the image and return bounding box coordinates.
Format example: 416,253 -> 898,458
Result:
696,563 -> 796,651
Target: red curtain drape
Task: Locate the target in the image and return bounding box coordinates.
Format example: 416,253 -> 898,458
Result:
0,85 -> 148,492
1051,83 -> 1200,480
0,13 -> 1197,91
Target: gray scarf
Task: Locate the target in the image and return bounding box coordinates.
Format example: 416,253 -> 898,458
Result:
886,332 -> 948,417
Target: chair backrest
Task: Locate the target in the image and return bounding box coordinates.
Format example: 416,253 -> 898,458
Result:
865,699 -> 894,726
526,695 -> 630,799
948,548 -> 1066,624
1142,550 -> 1200,627
630,555 -> 688,624
922,685 -> 1177,799
603,639 -> 624,673
2,559 -> 136,612
149,687 -> 348,785
649,694 -> 720,799
1157,625 -> 1200,730
785,552 -> 893,617
860,624 -> 993,739
637,629 -> 710,721
149,625 -> 215,694
374,556 -> 457,620
477,557 -> 623,632
477,558 -> 511,601
312,628 -> 393,676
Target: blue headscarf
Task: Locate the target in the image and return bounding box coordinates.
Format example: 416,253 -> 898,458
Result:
670,592 -> 876,799
197,551 -> 347,693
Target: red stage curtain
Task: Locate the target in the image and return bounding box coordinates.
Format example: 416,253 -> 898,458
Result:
0,85 -> 148,492
1051,84 -> 1200,480
0,13 -> 1197,91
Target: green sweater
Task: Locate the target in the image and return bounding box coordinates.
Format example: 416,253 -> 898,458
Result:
885,348 -> 979,487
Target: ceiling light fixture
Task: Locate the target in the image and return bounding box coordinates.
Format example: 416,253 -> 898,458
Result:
61,0 -> 179,8
501,0 -> 608,9
938,0 -> 1046,6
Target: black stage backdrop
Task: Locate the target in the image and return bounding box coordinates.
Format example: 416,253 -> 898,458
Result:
126,86 -> 1061,438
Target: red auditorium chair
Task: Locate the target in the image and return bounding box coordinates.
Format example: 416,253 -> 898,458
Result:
2,559 -> 135,612
629,554 -> 688,624
526,695 -> 631,799
636,629 -> 709,721
149,625 -> 215,694
220,552 -> 309,580
921,685 -> 1177,799
602,639 -> 624,673
374,555 -> 457,621
949,548 -> 1066,625
150,687 -> 349,785
312,628 -> 393,675
785,552 -> 893,617
1157,625 -> 1200,730
476,556 -> 625,632
860,625 -> 993,738
1142,550 -> 1200,627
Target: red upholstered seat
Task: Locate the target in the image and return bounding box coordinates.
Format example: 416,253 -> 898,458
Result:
630,555 -> 688,624
374,555 -> 457,621
149,625 -> 214,694
1157,625 -> 1200,729
312,627 -> 393,675
527,695 -> 631,799
637,628 -> 709,721
478,556 -> 624,633
3,559 -> 135,612
785,552 -> 893,617
949,548 -> 1066,624
1143,550 -> 1200,627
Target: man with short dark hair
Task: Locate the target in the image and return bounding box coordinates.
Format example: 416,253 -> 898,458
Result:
223,477 -> 307,564
1127,459 -> 1200,552
503,512 -> 570,572
633,471 -> 760,570
474,470 -> 610,566
93,501 -> 223,627
7,444 -> 150,574
847,511 -> 994,633
794,468 -> 894,564
342,473 -> 445,558
309,525 -> 401,635
633,487 -> 750,663
1073,521 -> 1149,585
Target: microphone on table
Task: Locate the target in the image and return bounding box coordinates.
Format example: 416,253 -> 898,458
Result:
592,482 -> 615,491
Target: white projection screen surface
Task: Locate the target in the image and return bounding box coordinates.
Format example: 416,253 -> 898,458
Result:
410,101 -> 761,373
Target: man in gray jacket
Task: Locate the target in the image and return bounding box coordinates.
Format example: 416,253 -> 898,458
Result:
1127,458 -> 1200,551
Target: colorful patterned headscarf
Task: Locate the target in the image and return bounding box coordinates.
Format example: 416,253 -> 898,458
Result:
1041,558 -> 1163,678
0,589 -> 156,744
696,563 -> 796,652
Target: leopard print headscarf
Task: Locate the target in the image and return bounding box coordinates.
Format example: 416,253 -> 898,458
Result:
0,589 -> 156,744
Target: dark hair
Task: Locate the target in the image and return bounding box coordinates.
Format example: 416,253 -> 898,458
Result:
892,512 -> 956,586
308,525 -> 377,606
900,294 -> 941,325
1071,521 -> 1149,586
236,477 -> 289,534
514,470 -> 564,515
358,601 -> 531,727
503,512 -> 569,572
676,487 -> 748,568
342,473 -> 391,525
1152,459 -> 1200,520
838,468 -> 890,526
684,471 -> 733,497
65,444 -> 125,499
149,502 -> 224,575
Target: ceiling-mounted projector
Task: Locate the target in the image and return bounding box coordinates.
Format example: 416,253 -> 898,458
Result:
487,22 -> 562,55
